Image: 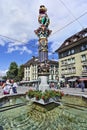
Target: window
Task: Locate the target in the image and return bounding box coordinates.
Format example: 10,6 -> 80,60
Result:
86,44 -> 87,49
67,49 -> 75,56
82,65 -> 87,71
61,53 -> 64,58
65,69 -> 67,74
51,65 -> 54,68
67,58 -> 75,64
64,60 -> 67,65
83,32 -> 87,37
72,67 -> 76,73
73,38 -> 77,42
62,69 -> 64,74
71,49 -> 75,54
68,50 -> 71,55
81,55 -> 86,61
71,57 -> 75,63
81,45 -> 85,51
65,42 -> 69,46
68,68 -> 71,73
61,60 -> 64,65
68,59 -> 71,64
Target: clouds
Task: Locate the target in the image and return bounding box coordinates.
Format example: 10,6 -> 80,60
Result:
0,0 -> 87,47
7,45 -> 32,54
0,70 -> 7,76
0,0 -> 87,76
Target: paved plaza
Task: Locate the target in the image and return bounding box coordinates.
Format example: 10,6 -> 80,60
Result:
0,86 -> 87,99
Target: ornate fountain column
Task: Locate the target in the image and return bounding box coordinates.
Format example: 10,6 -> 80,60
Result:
34,5 -> 52,92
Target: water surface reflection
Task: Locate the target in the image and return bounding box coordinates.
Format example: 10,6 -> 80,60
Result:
0,95 -> 87,130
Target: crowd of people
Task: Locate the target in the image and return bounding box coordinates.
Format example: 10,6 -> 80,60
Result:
2,79 -> 18,95
66,81 -> 85,92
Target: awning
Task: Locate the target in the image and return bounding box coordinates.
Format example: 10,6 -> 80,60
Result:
20,80 -> 40,83
48,80 -> 57,83
78,78 -> 87,81
68,78 -> 77,82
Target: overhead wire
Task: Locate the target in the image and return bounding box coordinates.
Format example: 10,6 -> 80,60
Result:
0,34 -> 37,48
52,11 -> 87,35
0,11 -> 86,55
0,11 -> 86,48
58,0 -> 84,29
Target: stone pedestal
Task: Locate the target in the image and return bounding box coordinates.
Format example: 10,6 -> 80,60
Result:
39,76 -> 50,92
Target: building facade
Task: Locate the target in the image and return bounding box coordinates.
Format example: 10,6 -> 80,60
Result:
56,28 -> 87,79
23,56 -> 59,81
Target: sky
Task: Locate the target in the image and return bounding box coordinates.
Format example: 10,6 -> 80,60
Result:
0,0 -> 87,76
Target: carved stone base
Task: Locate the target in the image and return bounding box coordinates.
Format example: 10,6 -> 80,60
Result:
39,76 -> 50,92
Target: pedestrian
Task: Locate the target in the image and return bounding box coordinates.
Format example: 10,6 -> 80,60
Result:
75,82 -> 78,88
79,81 -> 85,92
11,79 -> 18,93
2,79 -> 11,95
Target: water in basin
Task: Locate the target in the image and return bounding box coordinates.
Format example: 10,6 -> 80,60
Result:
0,95 -> 87,130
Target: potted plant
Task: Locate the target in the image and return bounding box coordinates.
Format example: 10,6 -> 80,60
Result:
34,91 -> 42,100
28,89 -> 35,98
52,90 -> 64,101
27,89 -> 64,102
41,90 -> 51,103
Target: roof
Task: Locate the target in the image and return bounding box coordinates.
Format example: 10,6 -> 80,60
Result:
24,57 -> 58,66
55,27 -> 87,52
24,56 -> 38,66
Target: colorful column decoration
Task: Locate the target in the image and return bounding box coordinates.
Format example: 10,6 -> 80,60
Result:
34,5 -> 52,76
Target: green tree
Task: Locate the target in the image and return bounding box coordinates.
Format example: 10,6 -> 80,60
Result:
2,76 -> 7,81
18,64 -> 24,81
6,62 -> 18,80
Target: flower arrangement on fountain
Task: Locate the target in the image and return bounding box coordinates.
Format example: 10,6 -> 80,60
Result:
28,89 -> 35,98
28,89 -> 42,100
41,90 -> 51,102
27,89 -> 64,102
34,91 -> 42,100
42,90 -> 64,102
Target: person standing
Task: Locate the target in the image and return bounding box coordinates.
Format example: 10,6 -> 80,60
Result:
79,81 -> 85,92
2,79 -> 11,95
11,79 -> 18,93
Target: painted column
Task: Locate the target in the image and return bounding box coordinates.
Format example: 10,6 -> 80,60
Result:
34,5 -> 52,91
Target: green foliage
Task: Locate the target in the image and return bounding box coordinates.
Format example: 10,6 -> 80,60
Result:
34,91 -> 42,100
28,89 -> 35,98
27,89 -> 64,100
42,90 -> 51,100
2,76 -> 7,81
18,64 -> 24,81
6,62 -> 18,80
6,62 -> 24,82
28,90 -> 42,99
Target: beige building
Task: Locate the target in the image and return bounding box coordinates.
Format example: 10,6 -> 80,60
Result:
23,56 -> 59,82
56,28 -> 87,79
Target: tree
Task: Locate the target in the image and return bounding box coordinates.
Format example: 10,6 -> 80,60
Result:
6,62 -> 18,80
2,76 -> 7,81
18,64 -> 24,81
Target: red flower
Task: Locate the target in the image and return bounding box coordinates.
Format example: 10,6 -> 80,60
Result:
61,91 -> 64,96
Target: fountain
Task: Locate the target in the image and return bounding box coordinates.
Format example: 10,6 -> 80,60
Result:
34,5 -> 52,92
0,94 -> 87,130
0,5 -> 87,130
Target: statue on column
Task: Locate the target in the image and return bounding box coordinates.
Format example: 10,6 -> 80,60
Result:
34,5 -> 52,75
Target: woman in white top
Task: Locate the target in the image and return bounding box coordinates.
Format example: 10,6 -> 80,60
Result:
2,79 -> 11,95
